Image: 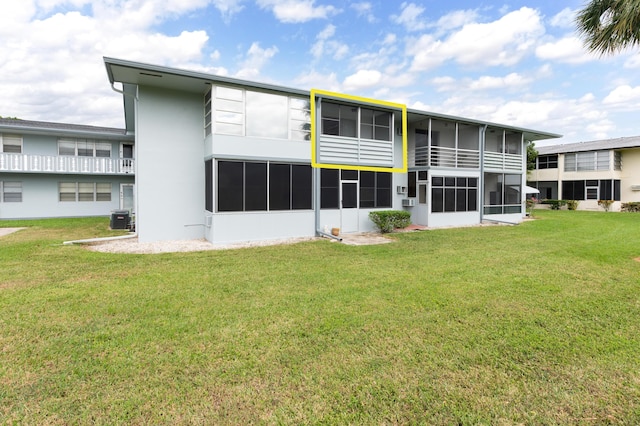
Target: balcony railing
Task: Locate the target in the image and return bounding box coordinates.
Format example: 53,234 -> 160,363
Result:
409,146 -> 480,169
0,153 -> 135,175
484,152 -> 523,171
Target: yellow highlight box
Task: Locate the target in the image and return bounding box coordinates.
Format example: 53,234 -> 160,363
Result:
310,88 -> 407,173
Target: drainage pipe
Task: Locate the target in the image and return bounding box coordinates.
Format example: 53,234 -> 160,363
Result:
63,232 -> 137,246
316,230 -> 343,242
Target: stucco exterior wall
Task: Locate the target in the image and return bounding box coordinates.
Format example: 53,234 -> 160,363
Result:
135,86 -> 205,242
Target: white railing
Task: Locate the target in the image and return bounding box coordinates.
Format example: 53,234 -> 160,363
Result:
484,152 -> 523,171
408,146 -> 480,169
0,153 -> 134,174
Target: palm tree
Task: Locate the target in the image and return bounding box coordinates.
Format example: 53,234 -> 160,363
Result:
576,0 -> 640,54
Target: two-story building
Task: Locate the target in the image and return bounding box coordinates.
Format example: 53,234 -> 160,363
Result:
103,57 -> 559,243
528,136 -> 640,211
0,119 -> 134,219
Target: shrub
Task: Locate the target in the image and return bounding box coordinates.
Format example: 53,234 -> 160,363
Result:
566,200 -> 579,210
542,199 -> 567,210
369,210 -> 412,233
621,202 -> 640,212
598,199 -> 614,212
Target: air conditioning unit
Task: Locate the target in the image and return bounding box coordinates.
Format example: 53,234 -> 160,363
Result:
631,184 -> 640,191
396,185 -> 407,194
402,198 -> 416,207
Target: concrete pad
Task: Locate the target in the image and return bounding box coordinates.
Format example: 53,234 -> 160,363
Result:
339,232 -> 393,246
0,228 -> 25,238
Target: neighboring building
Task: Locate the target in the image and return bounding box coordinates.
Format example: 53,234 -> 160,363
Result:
103,57 -> 559,244
0,118 -> 135,219
528,136 -> 640,211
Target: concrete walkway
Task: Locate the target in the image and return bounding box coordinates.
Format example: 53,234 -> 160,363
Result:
0,228 -> 25,238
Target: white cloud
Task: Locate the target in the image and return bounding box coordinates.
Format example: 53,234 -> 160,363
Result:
391,2 -> 427,32
603,85 -> 640,107
468,73 -> 532,90
624,53 -> 640,68
536,36 -> 595,64
343,69 -> 382,91
235,42 -> 278,79
351,2 -> 375,23
310,24 -> 348,60
549,7 -> 575,28
293,70 -> 341,92
256,0 -> 339,23
409,7 -> 545,71
435,9 -> 479,32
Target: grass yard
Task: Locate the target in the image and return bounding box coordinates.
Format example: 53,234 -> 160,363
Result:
1,210 -> 639,424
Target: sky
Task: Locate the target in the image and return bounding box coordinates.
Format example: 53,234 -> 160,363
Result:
2,0 -> 640,146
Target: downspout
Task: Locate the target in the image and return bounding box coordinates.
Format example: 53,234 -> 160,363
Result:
479,124 -> 488,223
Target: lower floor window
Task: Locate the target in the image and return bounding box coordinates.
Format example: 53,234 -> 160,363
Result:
320,169 -> 392,209
484,173 -> 521,214
59,182 -> 112,202
1,181 -> 22,202
562,179 -> 620,201
217,161 -> 312,212
431,176 -> 478,213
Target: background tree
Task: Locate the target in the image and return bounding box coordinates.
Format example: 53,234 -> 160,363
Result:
526,141 -> 538,172
576,0 -> 640,54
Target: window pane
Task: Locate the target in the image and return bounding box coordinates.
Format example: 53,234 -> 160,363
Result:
59,182 -> 76,202
408,172 -> 416,198
216,86 -> 243,101
217,161 -> 244,211
2,135 -> 22,153
78,182 -> 94,201
444,188 -> 456,211
468,177 -> 478,188
244,162 -> 267,211
59,141 -> 76,156
586,188 -> 598,200
418,171 -> 428,181
445,177 -> 456,187
205,160 -> 213,212
432,187 -> 443,211
341,169 -> 358,180
94,143 -> 111,158
374,125 -> 390,141
468,189 -> 477,211
432,176 -> 444,187
322,119 -> 339,136
359,171 -> 375,208
246,91 -> 288,139
564,153 -> 576,171
340,105 -> 357,138
419,184 -> 427,204
77,141 -> 94,157
342,182 -> 357,208
596,151 -> 609,170
320,168 -> 339,209
269,163 -> 291,210
322,102 -> 340,119
3,181 -> 22,202
292,165 -> 312,209
96,183 -> 111,201
577,152 -> 595,171
456,188 -> 467,211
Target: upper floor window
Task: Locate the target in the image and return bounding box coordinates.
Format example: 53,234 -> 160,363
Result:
1,134 -> 22,153
564,150 -> 609,172
485,129 -> 522,154
321,102 -> 391,142
614,151 -> 621,170
537,154 -> 558,169
205,86 -> 310,141
58,139 -> 111,158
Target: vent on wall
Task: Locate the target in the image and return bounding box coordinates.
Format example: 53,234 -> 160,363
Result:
631,185 -> 640,191
402,198 -> 416,207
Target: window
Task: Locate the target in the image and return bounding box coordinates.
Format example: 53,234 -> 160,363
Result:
321,102 -> 391,141
359,171 -> 391,208
58,139 -> 112,157
537,155 -> 558,169
562,180 -> 585,200
206,86 -> 311,140
432,176 -> 477,213
205,159 -> 213,212
1,181 -> 22,202
320,169 -> 339,209
408,172 -> 417,198
59,182 -> 111,202
562,179 -> 621,201
565,151 -> 609,171
217,161 -> 312,212
614,151 -> 622,170
1,135 -> 22,153
484,173 -> 520,214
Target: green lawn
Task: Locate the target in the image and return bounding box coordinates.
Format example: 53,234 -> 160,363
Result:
1,211 -> 639,424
